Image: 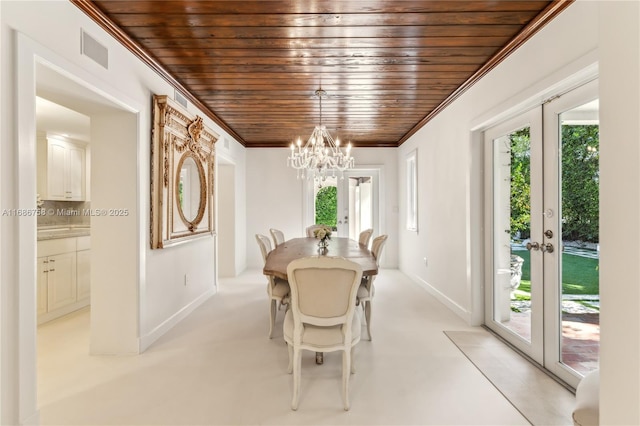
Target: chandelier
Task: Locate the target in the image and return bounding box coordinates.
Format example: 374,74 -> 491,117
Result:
287,89 -> 354,182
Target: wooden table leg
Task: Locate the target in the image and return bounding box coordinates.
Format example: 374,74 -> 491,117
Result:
315,352 -> 324,364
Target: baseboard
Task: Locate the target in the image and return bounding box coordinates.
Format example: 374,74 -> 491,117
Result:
139,288 -> 215,352
410,273 -> 471,324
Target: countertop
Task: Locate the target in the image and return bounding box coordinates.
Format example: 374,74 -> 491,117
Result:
37,225 -> 91,241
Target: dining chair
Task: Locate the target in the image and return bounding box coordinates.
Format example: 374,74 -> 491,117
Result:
305,224 -> 325,238
283,256 -> 363,411
357,234 -> 388,340
270,228 -> 285,247
255,234 -> 290,338
358,228 -> 373,248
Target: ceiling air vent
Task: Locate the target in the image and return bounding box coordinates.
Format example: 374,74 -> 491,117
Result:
81,29 -> 108,69
175,90 -> 188,108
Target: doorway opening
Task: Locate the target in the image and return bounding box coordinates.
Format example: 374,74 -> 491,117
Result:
305,169 -> 380,240
32,60 -> 139,409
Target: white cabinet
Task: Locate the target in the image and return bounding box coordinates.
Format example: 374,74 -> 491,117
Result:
37,236 -> 90,324
44,252 -> 77,310
37,134 -> 86,201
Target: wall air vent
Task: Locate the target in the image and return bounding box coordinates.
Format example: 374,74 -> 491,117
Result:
81,29 -> 108,69
175,90 -> 188,108
224,138 -> 230,150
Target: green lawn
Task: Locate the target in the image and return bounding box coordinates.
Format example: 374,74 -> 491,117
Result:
511,249 -> 599,295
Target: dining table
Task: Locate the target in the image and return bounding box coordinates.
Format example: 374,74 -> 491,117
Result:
263,236 -> 378,280
262,236 -> 378,364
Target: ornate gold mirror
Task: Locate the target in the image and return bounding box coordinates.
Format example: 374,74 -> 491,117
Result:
151,95 -> 218,249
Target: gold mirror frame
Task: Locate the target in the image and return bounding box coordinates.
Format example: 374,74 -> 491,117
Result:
151,94 -> 218,249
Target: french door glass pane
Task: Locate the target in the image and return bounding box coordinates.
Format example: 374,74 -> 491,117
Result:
314,178 -> 338,230
493,126 -> 532,342
558,101 -> 600,375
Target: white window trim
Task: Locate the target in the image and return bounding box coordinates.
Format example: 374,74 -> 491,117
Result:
406,149 -> 418,232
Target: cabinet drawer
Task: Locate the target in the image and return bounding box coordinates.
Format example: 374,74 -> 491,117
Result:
38,238 -> 76,257
77,236 -> 91,250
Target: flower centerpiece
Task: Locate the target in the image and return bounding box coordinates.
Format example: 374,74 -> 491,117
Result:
313,226 -> 332,249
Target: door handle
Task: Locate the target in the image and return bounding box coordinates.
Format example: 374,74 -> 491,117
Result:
526,242 -> 540,251
541,243 -> 554,253
526,241 -> 554,253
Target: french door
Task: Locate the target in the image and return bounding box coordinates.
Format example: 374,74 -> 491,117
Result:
336,170 -> 379,239
484,80 -> 599,387
305,169 -> 380,240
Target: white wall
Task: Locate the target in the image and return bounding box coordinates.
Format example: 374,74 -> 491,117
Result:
245,147 -> 398,269
0,1 -> 246,424
598,1 -> 640,424
246,148 -> 306,268
397,0 -> 639,422
217,164 -> 236,277
90,112 -> 139,354
398,0 -> 599,319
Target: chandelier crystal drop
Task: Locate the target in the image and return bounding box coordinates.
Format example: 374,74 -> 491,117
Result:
287,89 -> 355,182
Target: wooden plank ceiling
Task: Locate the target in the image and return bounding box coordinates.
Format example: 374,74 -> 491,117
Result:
72,0 -> 572,148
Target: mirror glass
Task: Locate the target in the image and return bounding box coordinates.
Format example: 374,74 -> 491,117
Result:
178,155 -> 201,223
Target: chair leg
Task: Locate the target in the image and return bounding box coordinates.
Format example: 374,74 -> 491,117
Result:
287,343 -> 293,374
350,346 -> 356,374
291,347 -> 302,410
364,301 -> 372,341
269,299 -> 277,338
342,349 -> 351,411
